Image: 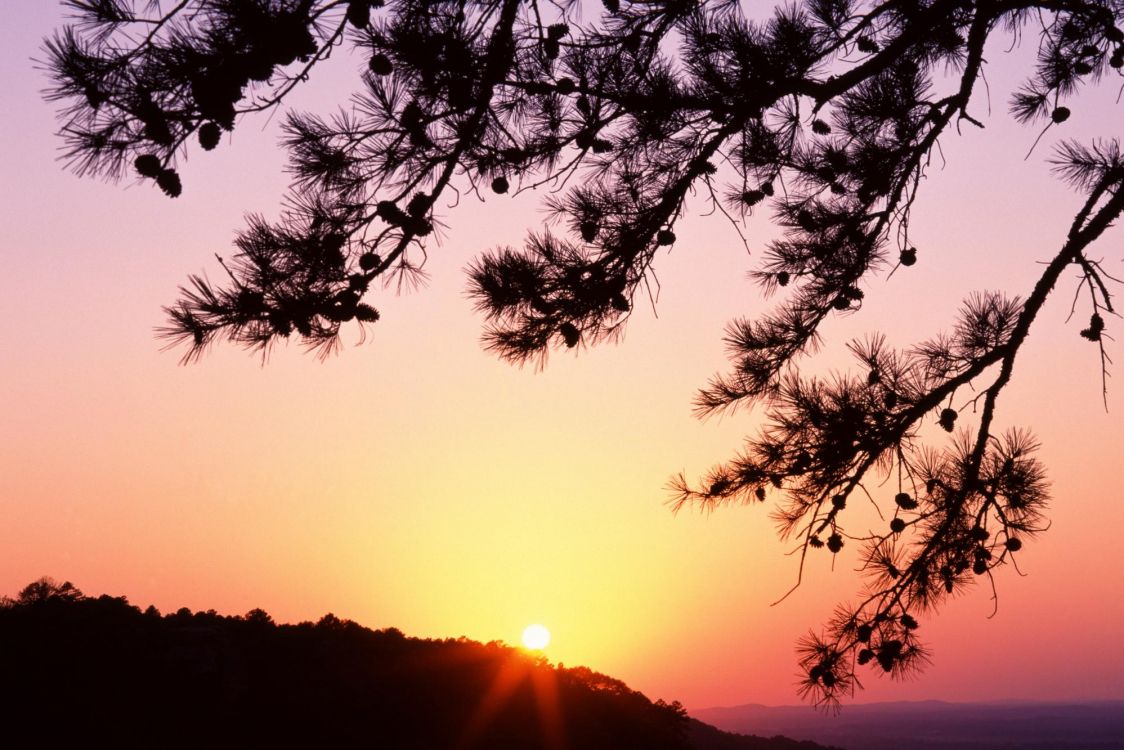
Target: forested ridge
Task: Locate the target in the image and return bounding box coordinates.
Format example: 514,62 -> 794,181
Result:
0,579 -> 832,749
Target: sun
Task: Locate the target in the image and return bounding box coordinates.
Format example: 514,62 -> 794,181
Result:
521,623 -> 551,650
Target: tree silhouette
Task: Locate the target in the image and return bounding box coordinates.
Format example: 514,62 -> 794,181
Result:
12,576 -> 83,605
4,580 -> 775,749
45,0 -> 1123,706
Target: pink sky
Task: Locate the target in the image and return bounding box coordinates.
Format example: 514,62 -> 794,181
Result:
2,2 -> 1122,710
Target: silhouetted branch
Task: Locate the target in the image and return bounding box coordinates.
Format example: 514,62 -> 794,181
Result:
45,0 -> 1124,707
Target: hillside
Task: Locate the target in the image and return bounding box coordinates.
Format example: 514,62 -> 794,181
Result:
686,719 -> 841,750
0,578 -> 830,749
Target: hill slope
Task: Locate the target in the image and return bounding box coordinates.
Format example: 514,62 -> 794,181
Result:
0,578 -> 830,750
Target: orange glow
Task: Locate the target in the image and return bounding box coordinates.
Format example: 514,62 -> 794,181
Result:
530,664 -> 565,750
456,653 -> 563,750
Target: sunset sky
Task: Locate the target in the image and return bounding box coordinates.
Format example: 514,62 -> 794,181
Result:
2,2 -> 1122,711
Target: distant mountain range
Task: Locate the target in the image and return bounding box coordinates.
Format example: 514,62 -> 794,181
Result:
0,578 -> 832,750
694,699 -> 1124,750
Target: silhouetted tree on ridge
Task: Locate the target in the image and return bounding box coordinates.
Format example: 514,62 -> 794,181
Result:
44,0 -> 1123,706
0,577 -> 837,749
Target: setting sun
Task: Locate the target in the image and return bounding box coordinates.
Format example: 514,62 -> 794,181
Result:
521,624 -> 551,650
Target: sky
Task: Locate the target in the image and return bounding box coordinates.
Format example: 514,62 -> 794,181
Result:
2,2 -> 1122,711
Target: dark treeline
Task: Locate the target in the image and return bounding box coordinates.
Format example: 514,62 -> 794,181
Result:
0,578 -> 830,750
